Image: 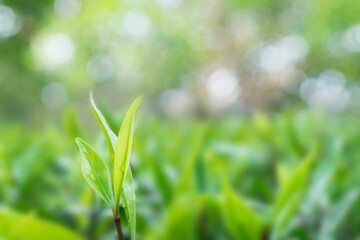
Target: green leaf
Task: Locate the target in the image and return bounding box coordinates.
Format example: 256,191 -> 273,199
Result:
64,107 -> 83,142
122,168 -> 136,240
90,93 -> 138,238
175,126 -> 206,195
306,139 -> 342,211
271,145 -> 318,239
318,189 -> 359,240
12,140 -> 49,193
114,96 -> 141,215
271,192 -> 302,240
75,137 -> 114,208
276,164 -> 291,187
90,92 -> 117,162
0,208 -> 84,240
162,196 -> 200,240
222,182 -> 262,240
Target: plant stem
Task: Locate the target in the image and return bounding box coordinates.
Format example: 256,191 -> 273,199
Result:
114,215 -> 124,240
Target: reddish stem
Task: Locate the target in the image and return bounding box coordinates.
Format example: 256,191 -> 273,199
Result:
114,215 -> 124,240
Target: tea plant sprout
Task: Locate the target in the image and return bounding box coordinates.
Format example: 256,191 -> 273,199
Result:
75,93 -> 141,240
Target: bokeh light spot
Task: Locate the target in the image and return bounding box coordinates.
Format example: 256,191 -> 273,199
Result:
41,82 -> 68,108
0,5 -> 21,39
259,35 -> 309,73
300,70 -> 349,113
155,0 -> 183,11
206,68 -> 240,109
86,54 -> 114,82
159,89 -> 196,117
342,24 -> 360,52
54,0 -> 81,19
37,33 -> 75,68
109,10 -> 155,42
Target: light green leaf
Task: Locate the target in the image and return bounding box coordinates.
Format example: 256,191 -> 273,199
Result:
318,189 -> 359,240
162,196 -> 200,240
90,92 -> 117,162
271,145 -> 318,239
76,137 -> 114,207
122,168 -> 136,240
222,182 -> 262,240
306,139 -> 342,211
90,93 -> 138,238
175,126 -> 206,195
276,164 -> 291,187
271,192 -> 302,240
64,108 -> 83,142
0,208 -> 84,240
114,96 -> 141,215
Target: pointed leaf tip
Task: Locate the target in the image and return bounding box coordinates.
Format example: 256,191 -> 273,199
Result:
89,92 -> 118,162
113,96 -> 141,215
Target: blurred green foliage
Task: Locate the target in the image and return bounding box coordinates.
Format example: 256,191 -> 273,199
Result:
1,109 -> 360,239
1,0 -> 360,239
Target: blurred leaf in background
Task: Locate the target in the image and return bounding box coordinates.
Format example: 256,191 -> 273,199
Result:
1,0 -> 360,239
